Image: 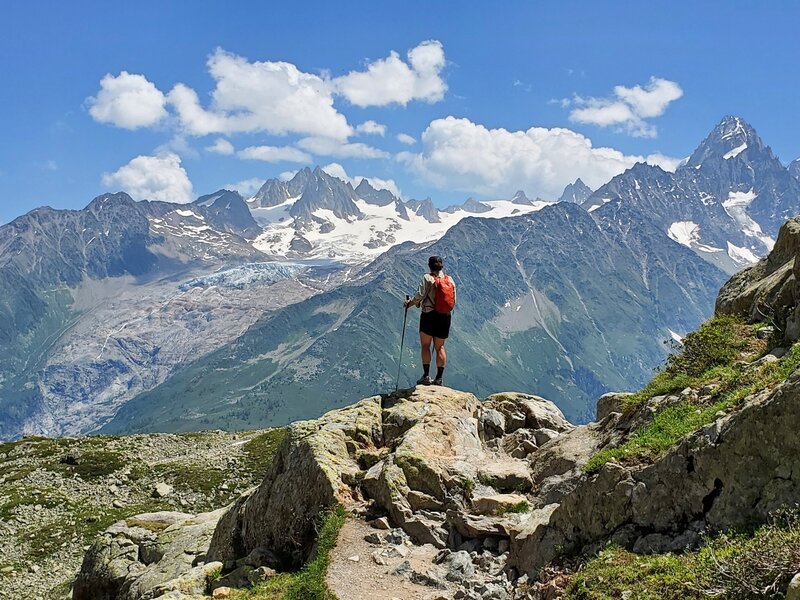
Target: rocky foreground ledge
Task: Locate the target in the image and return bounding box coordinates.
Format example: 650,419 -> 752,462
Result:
73,372 -> 800,599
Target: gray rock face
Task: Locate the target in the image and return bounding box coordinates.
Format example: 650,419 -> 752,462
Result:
405,197 -> 441,223
461,198 -> 493,214
354,179 -> 397,207
511,190 -> 534,206
509,372 -> 800,576
290,167 -> 362,222
73,510 -> 224,600
558,178 -> 593,204
789,158 -> 800,183
194,189 -> 261,240
716,216 -> 800,342
207,396 -> 383,566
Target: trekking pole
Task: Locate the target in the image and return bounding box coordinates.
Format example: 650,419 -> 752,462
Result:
395,295 -> 411,392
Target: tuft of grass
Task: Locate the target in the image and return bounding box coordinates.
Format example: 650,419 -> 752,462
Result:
622,315 -> 762,410
565,508 -> 800,599
495,501 -> 530,516
235,505 -> 347,600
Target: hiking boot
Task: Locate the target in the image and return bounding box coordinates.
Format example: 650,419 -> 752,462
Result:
433,377 -> 443,386
416,375 -> 432,386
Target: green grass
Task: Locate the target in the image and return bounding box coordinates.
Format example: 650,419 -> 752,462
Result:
234,505 -> 347,600
585,317 -> 800,473
242,429 -> 288,478
495,501 -> 530,516
565,509 -> 800,599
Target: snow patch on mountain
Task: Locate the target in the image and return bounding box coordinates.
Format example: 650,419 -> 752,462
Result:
726,241 -> 760,266
723,142 -> 747,160
667,221 -> 700,247
722,189 -> 775,249
251,196 -> 550,263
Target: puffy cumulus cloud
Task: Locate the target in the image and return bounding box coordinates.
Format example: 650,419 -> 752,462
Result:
567,77 -> 683,138
87,71 -> 168,129
102,153 -> 193,202
225,177 -> 265,197
168,48 -> 352,139
645,152 -> 685,173
206,138 -> 235,155
396,133 -> 416,145
355,120 -> 387,136
398,116 -> 679,198
238,145 -> 312,163
297,136 -> 389,159
321,162 -> 402,198
333,40 -> 446,107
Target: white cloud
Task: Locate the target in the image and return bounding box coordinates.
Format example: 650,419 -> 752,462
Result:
645,152 -> 685,173
355,120 -> 387,136
87,71 -> 168,129
333,40 -> 447,107
566,77 -> 683,137
398,116 -> 679,198
396,133 -> 416,145
238,145 -> 312,163
321,162 -> 402,198
225,177 -> 264,196
168,48 -> 352,139
297,136 -> 389,159
102,153 -> 193,203
206,138 -> 235,155
278,170 -> 298,181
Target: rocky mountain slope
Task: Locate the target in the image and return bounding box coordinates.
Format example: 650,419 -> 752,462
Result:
0,427 -> 285,600
102,199 -> 726,433
3,116 -> 800,442
583,116 -> 800,274
67,215 -> 800,599
0,190 -> 351,440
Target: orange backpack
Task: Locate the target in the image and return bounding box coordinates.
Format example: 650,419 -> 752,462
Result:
433,274 -> 456,313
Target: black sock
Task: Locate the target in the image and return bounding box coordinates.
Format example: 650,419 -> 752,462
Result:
436,367 -> 445,380
423,364 -> 430,377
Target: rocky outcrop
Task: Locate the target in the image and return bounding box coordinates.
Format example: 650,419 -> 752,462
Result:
74,510 -> 224,600
717,216 -> 800,340
76,386 -> 575,598
509,372 -> 800,576
207,396 -> 383,567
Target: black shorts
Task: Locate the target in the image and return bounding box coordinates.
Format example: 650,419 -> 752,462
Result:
420,310 -> 452,339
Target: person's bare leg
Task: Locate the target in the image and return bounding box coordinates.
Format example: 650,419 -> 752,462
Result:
433,338 -> 447,367
433,338 -> 447,384
420,332 -> 433,365
418,332 -> 433,383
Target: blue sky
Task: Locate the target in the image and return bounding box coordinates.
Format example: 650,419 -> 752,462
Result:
2,0 -> 799,223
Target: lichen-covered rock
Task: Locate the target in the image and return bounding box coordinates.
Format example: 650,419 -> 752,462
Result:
73,510 -> 223,600
510,372 -> 800,576
207,396 -> 383,567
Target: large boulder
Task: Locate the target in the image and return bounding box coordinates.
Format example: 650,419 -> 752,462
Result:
207,396 -> 383,567
73,510 -> 223,600
717,217 -> 800,340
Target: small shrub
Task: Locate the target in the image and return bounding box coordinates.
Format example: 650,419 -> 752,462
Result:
665,315 -> 749,378
496,501 -> 530,516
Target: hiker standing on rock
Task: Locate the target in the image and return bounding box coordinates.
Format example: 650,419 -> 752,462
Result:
404,255 -> 456,386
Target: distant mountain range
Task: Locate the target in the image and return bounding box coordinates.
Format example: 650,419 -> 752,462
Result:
1,116 -> 799,439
